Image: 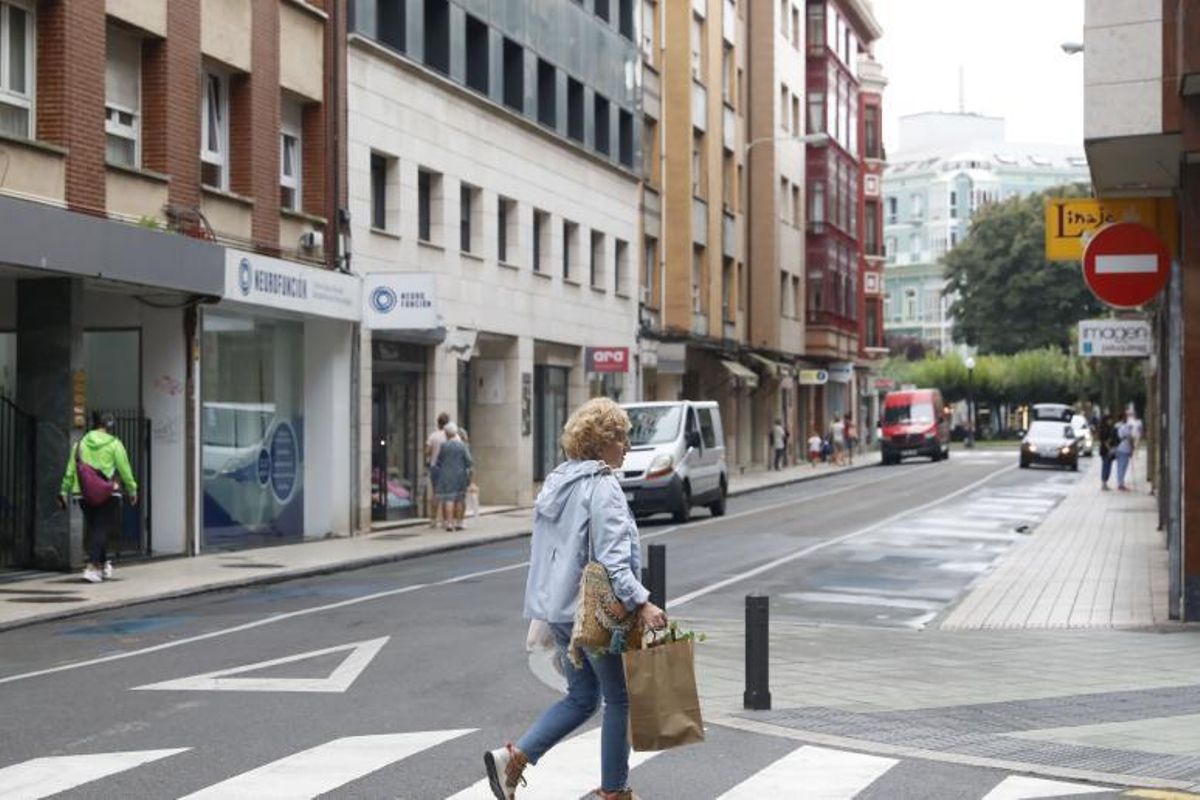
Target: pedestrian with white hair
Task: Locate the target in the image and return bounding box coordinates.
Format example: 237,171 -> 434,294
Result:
434,422 -> 473,531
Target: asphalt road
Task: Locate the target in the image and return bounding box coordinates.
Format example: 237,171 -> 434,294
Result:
0,451 -> 1117,799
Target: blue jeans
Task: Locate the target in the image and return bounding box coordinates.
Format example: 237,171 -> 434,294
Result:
1115,450 -> 1131,487
516,622 -> 630,792
1101,453 -> 1114,485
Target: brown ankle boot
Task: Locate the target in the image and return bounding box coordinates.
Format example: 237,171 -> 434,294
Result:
484,744 -> 528,800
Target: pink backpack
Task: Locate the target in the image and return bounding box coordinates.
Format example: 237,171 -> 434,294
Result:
76,445 -> 117,507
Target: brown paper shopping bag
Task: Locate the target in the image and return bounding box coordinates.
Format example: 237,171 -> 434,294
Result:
622,637 -> 705,752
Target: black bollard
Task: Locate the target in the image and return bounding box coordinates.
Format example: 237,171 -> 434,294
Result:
744,594 -> 771,710
646,543 -> 666,610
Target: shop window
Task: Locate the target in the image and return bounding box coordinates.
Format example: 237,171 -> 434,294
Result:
424,0 -> 449,74
498,196 -> 517,264
590,230 -> 605,289
502,38 -> 523,112
464,13 -> 488,95
460,182 -> 481,254
0,0 -> 32,139
201,67 -> 229,189
567,77 -> 584,142
105,25 -> 141,168
536,59 -> 556,128
563,219 -> 579,280
618,108 -> 633,167
594,93 -> 610,156
614,238 -> 629,294
418,168 -> 442,243
201,312 -> 306,550
533,208 -> 550,272
280,96 -> 303,211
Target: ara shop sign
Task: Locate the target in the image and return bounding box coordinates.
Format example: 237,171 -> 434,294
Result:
1078,319 -> 1152,358
586,347 -> 630,373
225,249 -> 360,321
363,272 -> 438,330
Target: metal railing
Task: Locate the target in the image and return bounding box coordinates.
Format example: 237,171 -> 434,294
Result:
0,397 -> 36,569
93,410 -> 152,558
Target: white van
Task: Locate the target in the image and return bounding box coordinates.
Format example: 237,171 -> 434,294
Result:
618,401 -> 727,522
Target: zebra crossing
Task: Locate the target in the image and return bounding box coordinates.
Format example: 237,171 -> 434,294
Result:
0,726 -> 1116,799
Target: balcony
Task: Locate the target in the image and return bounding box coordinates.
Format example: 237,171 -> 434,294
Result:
722,210 -> 736,258
692,197 -> 708,247
723,105 -> 736,151
692,312 -> 709,337
692,81 -> 708,132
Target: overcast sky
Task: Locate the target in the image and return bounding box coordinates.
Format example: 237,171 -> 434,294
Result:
871,0 -> 1084,154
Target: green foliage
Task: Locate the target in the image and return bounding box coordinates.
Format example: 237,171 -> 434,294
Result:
136,215 -> 164,231
944,185 -> 1105,355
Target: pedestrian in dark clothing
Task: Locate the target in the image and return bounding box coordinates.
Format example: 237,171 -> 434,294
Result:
1098,414 -> 1117,491
435,422 -> 473,531
58,412 -> 138,583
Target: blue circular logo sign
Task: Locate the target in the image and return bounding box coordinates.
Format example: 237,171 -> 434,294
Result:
370,285 -> 398,314
238,258 -> 253,296
256,448 -> 271,487
269,422 -> 299,504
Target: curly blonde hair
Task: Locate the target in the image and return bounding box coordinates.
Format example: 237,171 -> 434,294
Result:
561,397 -> 630,461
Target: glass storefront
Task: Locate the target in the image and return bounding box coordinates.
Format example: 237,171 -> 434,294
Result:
534,365 -> 569,480
371,339 -> 424,522
201,311 -> 305,551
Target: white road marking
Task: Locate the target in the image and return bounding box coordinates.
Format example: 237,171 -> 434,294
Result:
780,591 -> 945,611
0,748 -> 188,800
132,636 -> 389,693
717,745 -> 898,799
445,726 -> 662,799
180,729 -> 475,799
980,774 -> 1101,799
670,465 -> 1017,608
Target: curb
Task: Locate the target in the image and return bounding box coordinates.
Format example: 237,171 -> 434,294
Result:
0,458 -> 880,633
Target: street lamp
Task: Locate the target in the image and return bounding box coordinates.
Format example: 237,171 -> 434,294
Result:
745,130 -> 832,155
964,356 -> 976,448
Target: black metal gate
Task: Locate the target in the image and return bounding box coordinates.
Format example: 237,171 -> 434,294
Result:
0,396 -> 36,569
95,410 -> 152,558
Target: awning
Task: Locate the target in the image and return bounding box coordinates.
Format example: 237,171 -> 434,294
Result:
720,359 -> 759,390
746,353 -> 794,379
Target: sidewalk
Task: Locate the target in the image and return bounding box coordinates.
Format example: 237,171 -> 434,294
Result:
0,451 -> 878,631
691,450 -> 1200,793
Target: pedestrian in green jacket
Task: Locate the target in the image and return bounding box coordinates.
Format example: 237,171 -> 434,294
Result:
58,412 -> 138,583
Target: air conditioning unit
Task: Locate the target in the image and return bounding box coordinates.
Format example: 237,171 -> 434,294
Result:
299,230 -> 324,251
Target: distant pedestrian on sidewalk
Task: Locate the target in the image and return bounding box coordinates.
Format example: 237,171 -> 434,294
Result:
830,414 -> 846,466
434,422 -> 473,531
771,418 -> 787,470
57,412 -> 138,583
1098,414 -> 1117,491
1114,415 -> 1134,492
425,412 -> 450,527
484,397 -> 666,800
844,416 -> 857,466
807,429 -> 823,467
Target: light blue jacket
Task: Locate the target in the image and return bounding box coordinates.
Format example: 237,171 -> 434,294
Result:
523,459 -> 649,623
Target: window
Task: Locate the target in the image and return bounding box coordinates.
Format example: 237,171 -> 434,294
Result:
643,235 -> 657,300
0,0 -> 32,139
791,184 -> 801,227
950,230 -> 958,248
502,38 -> 523,112
793,275 -> 803,320
460,182 -> 480,253
690,15 -> 704,80
614,239 -> 629,294
721,258 -> 732,321
909,232 -> 920,259
465,14 -> 489,94
567,78 -> 584,142
904,288 -> 917,320
641,0 -> 657,65
692,247 -> 704,313
369,152 -> 397,231
595,0 -> 610,22
779,177 -> 789,220
780,274 -> 789,316
864,105 -> 880,159
791,94 -> 800,136
536,59 -> 556,128
424,0 -> 449,74
791,6 -> 800,48
618,109 -> 633,168
563,220 -> 579,280
864,200 -> 878,255
643,115 -> 659,186
279,96 -> 302,211
418,168 -> 442,243
779,84 -> 788,129
910,193 -> 923,219
105,26 -> 141,168
949,190 -> 958,219
618,0 -> 634,39
886,196 -> 897,223
594,93 -> 610,156
737,261 -> 745,311
885,236 -> 896,263
807,1 -> 824,49
721,45 -> 732,104
809,181 -> 826,223
691,133 -> 706,198
533,209 -> 550,272
498,196 -> 516,264
377,0 -> 406,51
201,68 -> 229,189
590,230 -> 604,289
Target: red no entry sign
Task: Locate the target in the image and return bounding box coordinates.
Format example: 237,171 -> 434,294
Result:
1081,222 -> 1170,308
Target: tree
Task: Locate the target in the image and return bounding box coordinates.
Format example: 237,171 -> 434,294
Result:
944,186 -> 1105,355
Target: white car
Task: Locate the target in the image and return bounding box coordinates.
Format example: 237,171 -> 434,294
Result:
1069,414 -> 1094,457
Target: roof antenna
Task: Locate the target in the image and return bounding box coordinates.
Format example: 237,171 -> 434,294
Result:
958,65 -> 965,113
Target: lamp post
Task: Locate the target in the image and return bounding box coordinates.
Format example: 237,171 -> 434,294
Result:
964,356 -> 976,448
744,130 -> 832,155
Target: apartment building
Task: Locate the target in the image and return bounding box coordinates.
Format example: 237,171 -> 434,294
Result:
347,0 -> 641,518
0,0 -> 352,570
856,47 -> 886,434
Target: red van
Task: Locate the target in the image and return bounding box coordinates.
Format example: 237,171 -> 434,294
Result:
880,388 -> 950,465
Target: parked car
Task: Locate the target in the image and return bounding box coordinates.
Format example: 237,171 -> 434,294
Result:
1070,414 -> 1094,456
618,401 -> 727,522
1020,419 -> 1080,471
880,388 -> 950,464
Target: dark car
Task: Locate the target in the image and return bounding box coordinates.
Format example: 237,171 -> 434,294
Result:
1020,420 -> 1080,471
